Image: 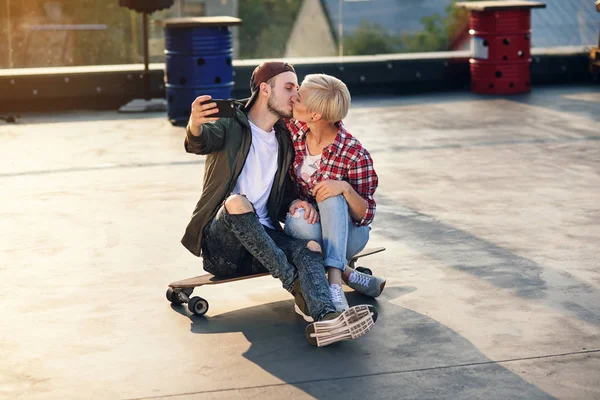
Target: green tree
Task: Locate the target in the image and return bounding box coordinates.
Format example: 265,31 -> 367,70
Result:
343,0 -> 475,55
398,14 -> 448,52
67,1 -> 136,65
238,0 -> 303,59
0,0 -> 136,68
343,22 -> 399,56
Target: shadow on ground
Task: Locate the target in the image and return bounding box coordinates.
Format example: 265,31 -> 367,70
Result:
373,197 -> 600,328
168,286 -> 554,399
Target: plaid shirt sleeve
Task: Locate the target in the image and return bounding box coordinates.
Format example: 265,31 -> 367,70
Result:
347,149 -> 378,226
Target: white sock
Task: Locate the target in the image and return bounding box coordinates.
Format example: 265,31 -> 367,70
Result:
348,271 -> 359,284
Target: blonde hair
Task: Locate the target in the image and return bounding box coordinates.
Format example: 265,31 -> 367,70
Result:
301,74 -> 351,122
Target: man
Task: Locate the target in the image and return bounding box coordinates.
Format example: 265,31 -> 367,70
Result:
181,61 -> 378,347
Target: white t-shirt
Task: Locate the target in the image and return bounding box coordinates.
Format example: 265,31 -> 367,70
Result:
297,142 -> 322,182
232,120 -> 279,228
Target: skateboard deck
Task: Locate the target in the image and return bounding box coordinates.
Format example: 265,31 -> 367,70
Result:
169,246 -> 385,289
348,246 -> 385,269
167,246 -> 385,316
169,271 -> 271,289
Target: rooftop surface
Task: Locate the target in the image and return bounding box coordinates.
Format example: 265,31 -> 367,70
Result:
1,84 -> 599,399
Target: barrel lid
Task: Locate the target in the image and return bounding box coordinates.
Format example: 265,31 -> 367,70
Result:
163,16 -> 242,28
456,1 -> 546,11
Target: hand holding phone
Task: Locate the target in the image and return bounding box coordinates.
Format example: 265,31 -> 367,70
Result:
189,96 -> 236,136
206,100 -> 236,118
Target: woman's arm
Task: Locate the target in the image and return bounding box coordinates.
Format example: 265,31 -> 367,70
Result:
342,183 -> 368,222
312,146 -> 378,225
312,179 -> 368,222
345,150 -> 378,225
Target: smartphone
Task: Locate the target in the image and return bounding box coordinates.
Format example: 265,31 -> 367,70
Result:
201,99 -> 236,118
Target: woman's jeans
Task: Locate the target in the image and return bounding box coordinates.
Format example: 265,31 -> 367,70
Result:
285,195 -> 370,271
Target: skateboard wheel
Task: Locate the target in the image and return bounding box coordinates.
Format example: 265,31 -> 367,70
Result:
355,267 -> 372,276
166,288 -> 181,304
188,296 -> 209,316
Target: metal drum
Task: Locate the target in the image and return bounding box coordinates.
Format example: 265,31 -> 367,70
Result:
457,1 -> 546,94
163,17 -> 242,126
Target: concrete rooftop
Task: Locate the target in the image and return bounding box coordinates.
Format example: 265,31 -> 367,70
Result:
1,84 -> 599,400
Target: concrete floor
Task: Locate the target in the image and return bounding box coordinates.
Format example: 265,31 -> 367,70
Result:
1,85 -> 599,400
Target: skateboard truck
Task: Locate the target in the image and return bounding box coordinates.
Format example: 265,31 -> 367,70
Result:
166,287 -> 207,315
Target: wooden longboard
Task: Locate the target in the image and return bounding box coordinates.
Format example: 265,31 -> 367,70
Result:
169,246 -> 386,289
169,272 -> 271,289
352,246 -> 385,260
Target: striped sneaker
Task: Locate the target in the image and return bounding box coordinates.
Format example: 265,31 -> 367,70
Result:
305,305 -> 378,347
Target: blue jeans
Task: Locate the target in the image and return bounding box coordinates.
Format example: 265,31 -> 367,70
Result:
285,195 -> 370,271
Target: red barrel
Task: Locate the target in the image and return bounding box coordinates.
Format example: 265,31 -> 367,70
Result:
468,9 -> 533,94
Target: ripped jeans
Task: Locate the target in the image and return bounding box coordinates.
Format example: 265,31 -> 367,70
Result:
285,195 -> 370,271
201,203 -> 335,321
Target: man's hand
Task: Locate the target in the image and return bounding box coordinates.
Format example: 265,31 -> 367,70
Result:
289,200 -> 320,224
189,95 -> 221,136
312,180 -> 349,202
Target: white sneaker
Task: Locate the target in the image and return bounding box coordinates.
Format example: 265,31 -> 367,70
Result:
329,284 -> 349,312
305,305 -> 378,347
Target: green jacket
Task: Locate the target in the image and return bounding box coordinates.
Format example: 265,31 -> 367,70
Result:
181,100 -> 295,257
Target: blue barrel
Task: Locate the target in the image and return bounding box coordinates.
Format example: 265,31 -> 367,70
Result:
163,17 -> 242,127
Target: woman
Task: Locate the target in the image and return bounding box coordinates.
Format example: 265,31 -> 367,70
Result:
285,73 -> 386,312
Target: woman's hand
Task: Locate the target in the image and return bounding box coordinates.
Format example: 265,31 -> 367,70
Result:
312,180 -> 350,202
288,200 -> 320,224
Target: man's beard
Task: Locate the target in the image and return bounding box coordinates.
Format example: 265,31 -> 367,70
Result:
267,97 -> 292,118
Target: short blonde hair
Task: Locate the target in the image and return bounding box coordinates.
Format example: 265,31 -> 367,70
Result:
301,74 -> 351,122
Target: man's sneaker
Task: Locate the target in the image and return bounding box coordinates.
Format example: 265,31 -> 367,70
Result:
292,280 -> 314,322
330,284 -> 349,312
305,305 -> 378,347
347,269 -> 386,298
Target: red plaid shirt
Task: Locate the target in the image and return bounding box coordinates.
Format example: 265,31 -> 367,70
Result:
285,119 -> 378,226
